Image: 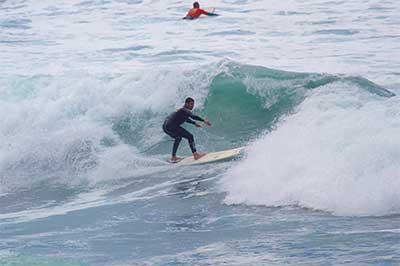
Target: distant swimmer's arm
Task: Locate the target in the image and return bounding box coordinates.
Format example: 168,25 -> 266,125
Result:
202,9 -> 219,16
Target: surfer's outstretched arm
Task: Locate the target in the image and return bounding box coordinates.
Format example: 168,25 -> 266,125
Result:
188,114 -> 211,126
186,118 -> 203,127
186,118 -> 197,125
189,114 -> 204,122
192,115 -> 212,126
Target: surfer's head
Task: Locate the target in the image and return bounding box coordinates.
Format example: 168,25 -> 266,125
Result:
193,2 -> 200,8
184,97 -> 195,110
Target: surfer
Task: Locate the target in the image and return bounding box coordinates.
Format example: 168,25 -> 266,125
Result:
163,97 -> 212,163
183,2 -> 219,20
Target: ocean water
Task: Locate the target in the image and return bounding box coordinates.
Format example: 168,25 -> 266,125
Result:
1,0 -> 400,265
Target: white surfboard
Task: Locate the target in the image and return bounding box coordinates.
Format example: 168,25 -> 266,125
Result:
175,147 -> 245,166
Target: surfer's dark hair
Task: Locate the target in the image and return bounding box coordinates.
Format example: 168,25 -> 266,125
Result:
185,97 -> 195,104
193,2 -> 199,8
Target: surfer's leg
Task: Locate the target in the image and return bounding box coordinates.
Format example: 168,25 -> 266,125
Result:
177,127 -> 196,153
172,136 -> 182,157
163,124 -> 183,159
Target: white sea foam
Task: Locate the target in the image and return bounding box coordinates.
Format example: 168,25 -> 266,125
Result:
221,84 -> 400,216
0,65 -> 215,192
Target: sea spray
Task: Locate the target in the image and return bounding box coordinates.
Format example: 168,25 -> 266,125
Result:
221,83 -> 400,216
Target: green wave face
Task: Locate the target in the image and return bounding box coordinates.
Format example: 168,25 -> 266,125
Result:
202,64 -> 311,146
203,62 -> 394,147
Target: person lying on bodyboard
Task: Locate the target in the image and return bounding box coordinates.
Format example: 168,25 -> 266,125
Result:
162,97 -> 212,163
183,2 -> 219,20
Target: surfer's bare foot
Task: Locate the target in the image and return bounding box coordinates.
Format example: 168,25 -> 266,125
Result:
193,152 -> 206,160
170,156 -> 182,162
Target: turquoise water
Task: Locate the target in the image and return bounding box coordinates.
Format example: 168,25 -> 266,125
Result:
1,0 -> 400,265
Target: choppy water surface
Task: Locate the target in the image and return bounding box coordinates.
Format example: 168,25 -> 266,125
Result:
1,0 -> 400,265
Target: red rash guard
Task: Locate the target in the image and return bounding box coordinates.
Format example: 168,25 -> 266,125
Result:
186,8 -> 208,19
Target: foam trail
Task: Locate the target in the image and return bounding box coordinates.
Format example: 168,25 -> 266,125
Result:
221,84 -> 400,216
0,65 -> 214,193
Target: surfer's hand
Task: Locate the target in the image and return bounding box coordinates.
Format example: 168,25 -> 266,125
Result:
195,123 -> 202,128
204,118 -> 212,127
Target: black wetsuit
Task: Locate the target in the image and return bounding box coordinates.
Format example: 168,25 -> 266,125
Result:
163,108 -> 204,156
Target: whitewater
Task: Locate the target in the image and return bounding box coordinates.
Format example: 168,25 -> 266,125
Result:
1,0 -> 400,265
